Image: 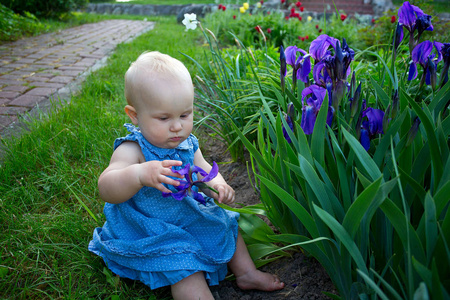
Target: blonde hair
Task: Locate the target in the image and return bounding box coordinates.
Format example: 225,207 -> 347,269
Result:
124,51 -> 192,107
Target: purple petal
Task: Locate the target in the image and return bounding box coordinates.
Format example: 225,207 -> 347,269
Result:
191,165 -> 209,177
200,161 -> 219,182
313,61 -> 326,86
298,56 -> 311,83
408,61 -> 418,81
326,106 -> 334,127
285,46 -> 306,66
398,1 -> 424,32
301,84 -> 327,105
192,191 -> 206,205
360,129 -> 370,151
162,190 -> 187,201
412,41 -> 433,65
173,164 -> 190,176
365,107 -> 385,135
301,105 -> 317,135
309,34 -> 338,61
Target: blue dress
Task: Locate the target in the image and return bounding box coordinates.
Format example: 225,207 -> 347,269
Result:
89,124 -> 240,289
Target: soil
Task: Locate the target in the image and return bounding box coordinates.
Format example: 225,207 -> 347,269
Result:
199,133 -> 338,299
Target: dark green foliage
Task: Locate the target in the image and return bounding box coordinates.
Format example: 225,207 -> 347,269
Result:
0,0 -> 87,17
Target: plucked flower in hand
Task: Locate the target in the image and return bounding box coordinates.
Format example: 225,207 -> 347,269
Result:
182,13 -> 198,31
162,162 -> 219,205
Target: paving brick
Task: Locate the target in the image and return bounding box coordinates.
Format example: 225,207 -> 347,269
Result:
0,98 -> 8,105
0,91 -> 20,99
49,76 -> 74,84
27,82 -> 64,89
24,87 -> 57,97
2,85 -> 29,93
9,95 -> 46,107
0,106 -> 28,115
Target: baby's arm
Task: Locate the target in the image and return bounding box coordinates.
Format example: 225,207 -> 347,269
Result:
193,148 -> 235,204
98,141 -> 183,204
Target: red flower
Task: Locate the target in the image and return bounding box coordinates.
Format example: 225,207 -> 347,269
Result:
281,0 -> 286,3
301,37 -> 305,41
222,5 -> 226,11
233,15 -> 236,19
298,16 -> 302,21
260,0 -> 264,3
295,1 -> 301,7
340,14 -> 347,21
300,6 -> 304,12
218,4 -> 223,9
371,18 -> 375,24
391,15 -> 396,23
298,36 -> 302,40
305,35 -> 309,39
291,8 -> 296,13
255,26 -> 262,33
315,24 -> 319,29
285,16 -> 289,20
319,29 -> 322,33
267,11 -> 270,14
267,28 -> 272,33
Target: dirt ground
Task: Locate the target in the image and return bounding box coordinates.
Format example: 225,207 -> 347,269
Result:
200,135 -> 337,299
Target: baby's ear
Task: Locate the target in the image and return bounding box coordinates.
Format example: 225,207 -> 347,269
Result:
125,105 -> 138,125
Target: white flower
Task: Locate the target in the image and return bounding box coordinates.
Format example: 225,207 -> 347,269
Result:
182,13 -> 198,31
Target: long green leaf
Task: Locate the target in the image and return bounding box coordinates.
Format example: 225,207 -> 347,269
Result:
257,175 -> 319,237
342,127 -> 382,181
342,176 -> 382,239
356,269 -> 390,300
311,94 -> 329,167
406,97 -> 443,189
313,204 -> 369,275
370,77 -> 390,110
424,194 -> 438,265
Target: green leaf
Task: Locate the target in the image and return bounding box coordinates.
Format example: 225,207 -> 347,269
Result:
370,76 -> 390,110
424,194 -> 438,265
405,98 -> 443,189
356,269 -> 390,300
238,212 -> 275,243
342,176 -> 382,239
380,199 -> 426,263
413,282 -> 430,300
257,175 -> 319,237
313,204 -> 369,275
311,93 -> 329,167
342,127 -> 382,181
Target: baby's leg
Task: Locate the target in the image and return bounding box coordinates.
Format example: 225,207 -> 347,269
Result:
171,272 -> 214,300
228,232 -> 285,291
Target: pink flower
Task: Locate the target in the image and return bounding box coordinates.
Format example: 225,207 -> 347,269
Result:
305,35 -> 309,39
267,28 -> 272,33
260,0 -> 264,3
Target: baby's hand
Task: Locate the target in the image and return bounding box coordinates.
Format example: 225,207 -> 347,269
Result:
212,183 -> 235,204
138,160 -> 184,194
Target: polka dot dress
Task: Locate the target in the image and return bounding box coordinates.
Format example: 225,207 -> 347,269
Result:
89,124 -> 240,289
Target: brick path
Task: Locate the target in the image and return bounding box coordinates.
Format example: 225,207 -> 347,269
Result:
0,19 -> 154,137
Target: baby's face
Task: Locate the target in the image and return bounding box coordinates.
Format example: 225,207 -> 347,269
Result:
134,76 -> 194,149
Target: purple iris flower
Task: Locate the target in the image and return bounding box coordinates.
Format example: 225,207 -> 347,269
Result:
408,40 -> 442,89
162,162 -> 219,205
435,42 -> 450,87
398,1 -> 433,34
398,1 -> 433,51
285,45 -> 311,86
309,34 -> 339,62
393,23 -> 404,53
300,85 -> 334,135
359,101 -> 385,151
280,45 -> 287,92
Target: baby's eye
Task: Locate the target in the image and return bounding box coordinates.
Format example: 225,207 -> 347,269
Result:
159,117 -> 168,121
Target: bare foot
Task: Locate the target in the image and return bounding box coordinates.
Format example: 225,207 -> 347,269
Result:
235,269 -> 285,291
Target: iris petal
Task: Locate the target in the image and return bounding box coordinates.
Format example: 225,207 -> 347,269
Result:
408,62 -> 418,80
201,161 -> 219,182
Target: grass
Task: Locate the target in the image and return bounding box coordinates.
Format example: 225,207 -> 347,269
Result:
0,14 -> 206,299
